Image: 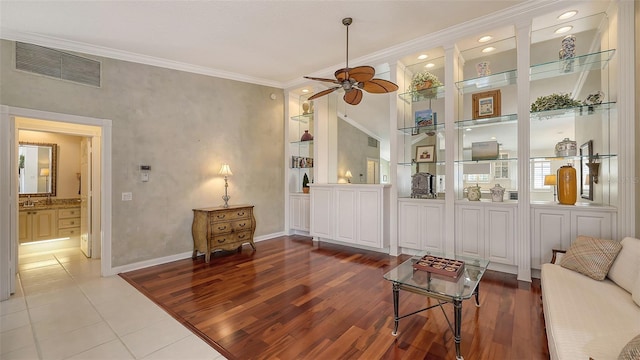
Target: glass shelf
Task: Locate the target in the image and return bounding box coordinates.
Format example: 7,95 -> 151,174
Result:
530,102 -> 616,120
398,161 -> 446,166
290,113 -> 313,123
455,69 -> 517,94
529,154 -> 617,161
455,113 -> 518,128
289,140 -> 314,145
529,50 -> 616,82
398,85 -> 445,103
398,123 -> 445,135
455,157 -> 518,164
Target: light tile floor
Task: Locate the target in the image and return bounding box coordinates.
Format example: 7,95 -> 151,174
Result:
1,247 -> 225,359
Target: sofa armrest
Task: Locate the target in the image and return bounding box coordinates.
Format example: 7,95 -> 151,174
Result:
550,249 -> 566,264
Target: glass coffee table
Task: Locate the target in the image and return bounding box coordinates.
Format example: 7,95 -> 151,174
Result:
383,252 -> 490,360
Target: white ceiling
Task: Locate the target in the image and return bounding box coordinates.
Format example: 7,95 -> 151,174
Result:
0,0 -> 533,88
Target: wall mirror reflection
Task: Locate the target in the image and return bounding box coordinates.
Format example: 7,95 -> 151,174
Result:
18,142 -> 57,197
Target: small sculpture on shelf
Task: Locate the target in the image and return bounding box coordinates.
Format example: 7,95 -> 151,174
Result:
466,184 -> 481,201
490,184 -> 505,202
411,172 -> 436,199
302,173 -> 310,194
555,138 -> 577,157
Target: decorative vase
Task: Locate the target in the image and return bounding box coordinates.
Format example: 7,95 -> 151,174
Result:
555,138 -> 577,157
466,184 -> 481,201
302,187 -> 310,194
557,164 -> 577,205
490,184 -> 505,202
300,130 -> 313,141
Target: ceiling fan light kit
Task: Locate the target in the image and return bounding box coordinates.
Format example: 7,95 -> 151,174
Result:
304,17 -> 399,105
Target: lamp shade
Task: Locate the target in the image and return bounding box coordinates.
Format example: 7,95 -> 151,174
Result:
544,174 -> 557,186
345,170 -> 353,178
218,164 -> 233,176
40,168 -> 50,176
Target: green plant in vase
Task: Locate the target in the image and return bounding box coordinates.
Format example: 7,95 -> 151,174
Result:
409,71 -> 442,100
531,93 -> 582,112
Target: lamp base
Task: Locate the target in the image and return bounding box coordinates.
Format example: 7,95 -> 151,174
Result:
222,195 -> 230,208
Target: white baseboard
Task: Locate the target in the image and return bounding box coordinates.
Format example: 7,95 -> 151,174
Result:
110,231 -> 285,276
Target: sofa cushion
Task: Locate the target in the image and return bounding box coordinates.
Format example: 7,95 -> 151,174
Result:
608,237 -> 640,293
560,235 -> 622,280
618,333 -> 640,360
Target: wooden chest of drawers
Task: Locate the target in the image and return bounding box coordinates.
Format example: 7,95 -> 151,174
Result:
191,205 -> 256,262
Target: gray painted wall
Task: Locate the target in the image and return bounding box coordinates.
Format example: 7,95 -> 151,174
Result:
1,40 -> 284,267
337,119 -> 380,184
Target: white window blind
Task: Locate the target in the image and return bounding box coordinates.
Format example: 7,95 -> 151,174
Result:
532,161 -> 551,189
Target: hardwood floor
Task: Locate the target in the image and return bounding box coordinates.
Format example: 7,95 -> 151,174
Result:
120,236 -> 550,360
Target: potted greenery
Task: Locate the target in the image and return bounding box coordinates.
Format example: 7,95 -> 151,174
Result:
410,71 -> 443,92
302,173 -> 310,194
530,93 -> 582,112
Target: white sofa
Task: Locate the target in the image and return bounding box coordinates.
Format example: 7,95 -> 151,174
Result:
541,236 -> 640,360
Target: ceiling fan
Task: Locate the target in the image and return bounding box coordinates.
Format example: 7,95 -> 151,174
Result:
304,17 -> 399,106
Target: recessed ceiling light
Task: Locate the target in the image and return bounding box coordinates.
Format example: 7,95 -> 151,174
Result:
482,46 -> 496,53
465,128 -> 472,132
555,26 -> 573,34
478,35 -> 493,43
490,136 -> 496,140
302,89 -> 309,93
418,54 -> 428,60
558,10 -> 578,20
424,63 -> 435,68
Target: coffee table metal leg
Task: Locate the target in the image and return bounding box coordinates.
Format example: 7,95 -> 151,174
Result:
392,282 -> 400,336
454,299 -> 463,360
474,282 -> 480,307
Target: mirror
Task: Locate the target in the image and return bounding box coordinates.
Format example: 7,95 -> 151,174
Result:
18,142 -> 57,197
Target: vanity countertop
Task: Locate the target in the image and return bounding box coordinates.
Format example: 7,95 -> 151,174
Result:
19,199 -> 81,211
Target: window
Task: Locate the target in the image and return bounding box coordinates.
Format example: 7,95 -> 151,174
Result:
494,153 -> 510,179
532,160 -> 551,190
465,173 -> 490,183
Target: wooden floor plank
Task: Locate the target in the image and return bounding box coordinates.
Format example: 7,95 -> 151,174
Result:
120,236 -> 550,359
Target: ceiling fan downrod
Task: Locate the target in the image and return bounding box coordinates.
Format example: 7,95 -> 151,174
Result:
343,17 -> 352,70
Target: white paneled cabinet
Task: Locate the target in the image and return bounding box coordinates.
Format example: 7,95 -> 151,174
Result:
398,199 -> 445,252
455,203 -> 516,266
289,194 -> 310,232
310,184 -> 390,249
531,205 -> 617,269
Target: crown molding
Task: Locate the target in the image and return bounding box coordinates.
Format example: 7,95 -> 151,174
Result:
0,29 -> 284,89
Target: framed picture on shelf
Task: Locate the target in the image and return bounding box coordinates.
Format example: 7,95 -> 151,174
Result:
580,140 -> 593,200
415,109 -> 435,127
472,89 -> 501,119
415,145 -> 436,163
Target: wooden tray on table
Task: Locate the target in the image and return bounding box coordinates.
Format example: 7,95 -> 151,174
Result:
412,255 -> 464,279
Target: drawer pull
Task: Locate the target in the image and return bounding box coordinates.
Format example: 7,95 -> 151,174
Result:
216,214 -> 226,219
237,211 -> 245,216
238,234 -> 246,239
70,221 -> 75,225
238,223 -> 246,228
217,238 -> 227,243
217,225 -> 227,231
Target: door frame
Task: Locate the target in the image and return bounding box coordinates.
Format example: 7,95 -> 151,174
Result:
1,105 -> 112,300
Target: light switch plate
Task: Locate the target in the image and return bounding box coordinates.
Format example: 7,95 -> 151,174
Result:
122,192 -> 132,201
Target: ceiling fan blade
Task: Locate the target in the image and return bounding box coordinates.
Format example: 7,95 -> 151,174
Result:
360,78 -> 399,93
343,89 -> 363,105
303,76 -> 340,84
308,87 -> 340,100
334,68 -> 349,82
348,66 -> 375,83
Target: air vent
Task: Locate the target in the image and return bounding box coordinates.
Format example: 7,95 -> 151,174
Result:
16,42 -> 101,87
368,137 -> 378,148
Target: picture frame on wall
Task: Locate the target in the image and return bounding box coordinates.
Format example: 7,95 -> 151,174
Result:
415,145 -> 436,163
472,89 -> 501,119
580,140 -> 593,200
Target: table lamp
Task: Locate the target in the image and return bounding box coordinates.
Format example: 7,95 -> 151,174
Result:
544,174 -> 557,202
40,168 -> 50,191
219,164 -> 233,208
345,170 -> 353,184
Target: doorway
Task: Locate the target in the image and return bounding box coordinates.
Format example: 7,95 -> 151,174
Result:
0,106 -> 113,301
